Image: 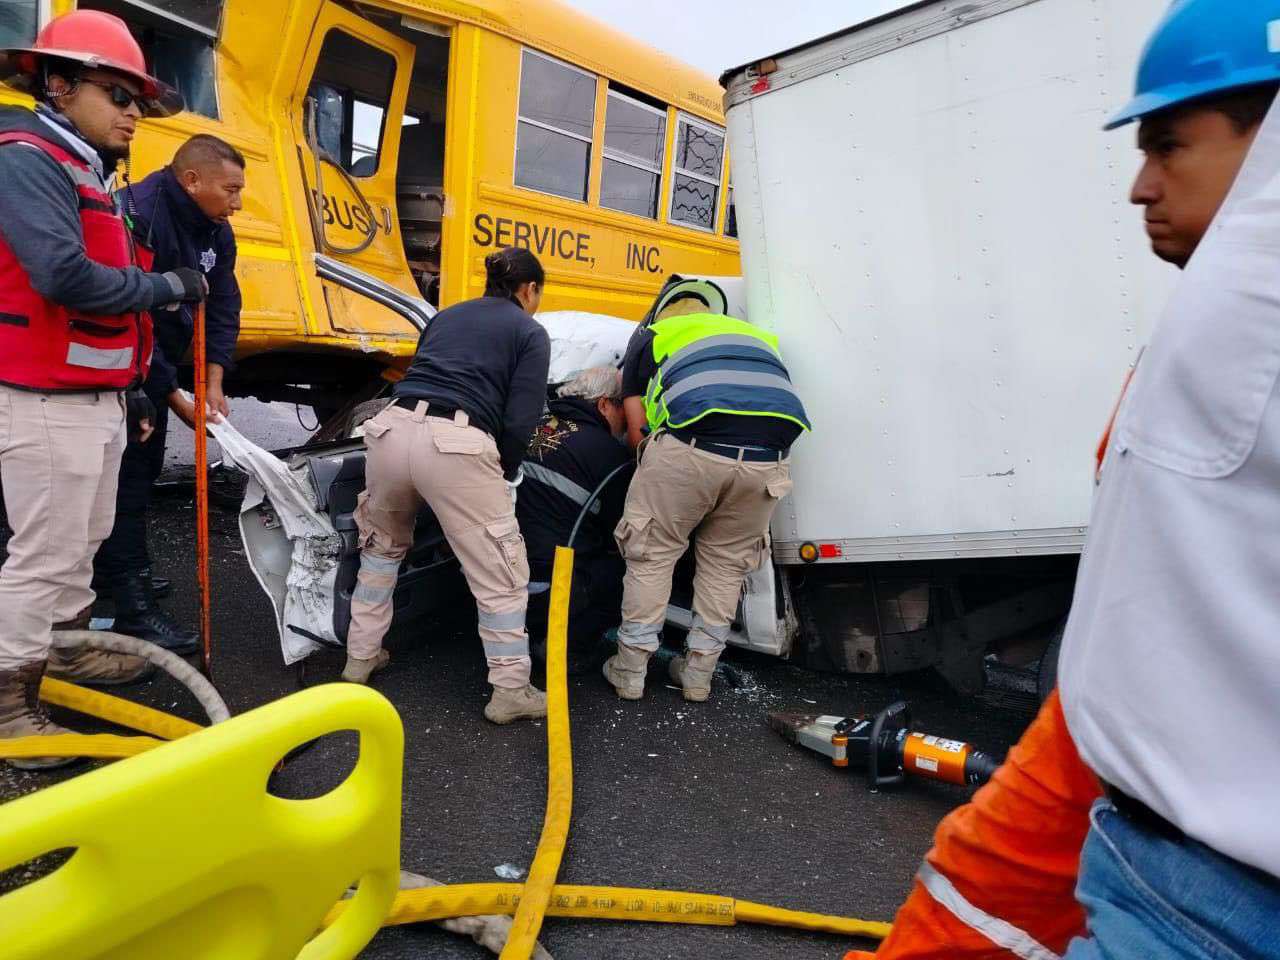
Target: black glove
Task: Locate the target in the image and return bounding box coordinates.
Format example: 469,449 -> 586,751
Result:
125,388 -> 156,444
164,267 -> 209,303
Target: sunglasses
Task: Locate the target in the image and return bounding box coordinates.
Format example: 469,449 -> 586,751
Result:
80,78 -> 148,112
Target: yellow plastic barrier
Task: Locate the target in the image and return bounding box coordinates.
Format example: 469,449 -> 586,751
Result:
0,684 -> 403,960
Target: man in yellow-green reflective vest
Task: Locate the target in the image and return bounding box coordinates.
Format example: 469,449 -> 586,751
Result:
604,281 -> 810,704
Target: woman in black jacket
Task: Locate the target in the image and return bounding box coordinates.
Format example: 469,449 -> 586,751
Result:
343,247 -> 552,726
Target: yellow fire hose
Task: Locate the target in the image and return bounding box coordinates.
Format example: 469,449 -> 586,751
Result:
357,546 -> 890,949
4,546 -> 892,951
499,545 -> 576,957
1,732 -> 162,759
40,676 -> 203,740
323,882 -> 891,940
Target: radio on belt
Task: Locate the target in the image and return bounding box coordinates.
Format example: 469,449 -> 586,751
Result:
768,701 -> 1002,791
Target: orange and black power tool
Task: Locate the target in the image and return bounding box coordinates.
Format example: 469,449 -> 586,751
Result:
768,701 -> 1002,791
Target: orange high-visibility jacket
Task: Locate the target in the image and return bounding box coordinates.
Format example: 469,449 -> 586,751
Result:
845,690 -> 1101,960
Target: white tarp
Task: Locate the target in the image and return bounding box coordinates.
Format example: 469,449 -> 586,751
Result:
534,311 -> 636,383
207,414 -> 339,664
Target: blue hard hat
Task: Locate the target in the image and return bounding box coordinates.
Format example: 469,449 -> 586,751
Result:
1107,0 -> 1280,129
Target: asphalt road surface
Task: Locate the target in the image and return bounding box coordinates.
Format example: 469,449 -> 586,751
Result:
1,488 -> 1035,960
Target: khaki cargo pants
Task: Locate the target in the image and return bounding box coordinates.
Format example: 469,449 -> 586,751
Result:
0,385 -> 125,670
616,433 -> 792,654
347,401 -> 532,688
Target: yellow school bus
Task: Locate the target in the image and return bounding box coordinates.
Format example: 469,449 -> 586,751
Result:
0,0 -> 739,412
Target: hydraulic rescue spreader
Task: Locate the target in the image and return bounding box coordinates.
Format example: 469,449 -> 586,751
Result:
769,701 -> 1002,790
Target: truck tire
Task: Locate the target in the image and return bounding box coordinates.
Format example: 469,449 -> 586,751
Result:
786,574 -> 840,672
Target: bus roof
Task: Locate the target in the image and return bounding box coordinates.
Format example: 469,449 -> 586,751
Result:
389,0 -> 726,122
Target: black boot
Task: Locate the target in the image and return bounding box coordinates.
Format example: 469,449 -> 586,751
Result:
111,572 -> 199,655
92,568 -> 171,601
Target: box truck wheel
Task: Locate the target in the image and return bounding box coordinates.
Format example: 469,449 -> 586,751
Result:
787,569 -> 932,675
1036,618 -> 1065,703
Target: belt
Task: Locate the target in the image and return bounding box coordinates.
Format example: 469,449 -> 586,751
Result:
666,431 -> 786,463
1102,782 -> 1184,841
393,396 -> 461,420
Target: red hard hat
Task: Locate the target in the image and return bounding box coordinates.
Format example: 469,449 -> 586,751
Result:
0,11 -> 183,118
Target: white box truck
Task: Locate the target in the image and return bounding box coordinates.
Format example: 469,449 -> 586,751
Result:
714,0 -> 1176,692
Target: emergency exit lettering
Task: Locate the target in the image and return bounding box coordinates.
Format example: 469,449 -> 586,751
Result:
472,213 -> 593,265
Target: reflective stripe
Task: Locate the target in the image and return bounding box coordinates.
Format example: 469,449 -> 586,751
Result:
690,616 -> 731,640
478,608 -> 527,632
527,581 -> 552,595
662,370 -> 801,406
522,461 -> 600,514
352,583 -> 394,605
483,636 -> 530,659
66,343 -> 133,370
667,333 -> 781,367
618,620 -> 662,650
688,616 -> 731,652
917,863 -> 1061,960
7,140 -> 107,192
644,369 -> 662,409
360,553 -> 402,574
58,158 -> 109,193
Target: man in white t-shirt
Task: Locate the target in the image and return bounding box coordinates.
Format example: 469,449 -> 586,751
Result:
1058,1 -> 1280,956
843,4 -> 1280,960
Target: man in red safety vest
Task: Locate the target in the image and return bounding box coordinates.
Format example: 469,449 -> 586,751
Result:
847,2 -> 1280,957
0,11 -> 206,769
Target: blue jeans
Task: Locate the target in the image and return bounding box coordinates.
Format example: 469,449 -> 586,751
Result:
1065,800 -> 1280,960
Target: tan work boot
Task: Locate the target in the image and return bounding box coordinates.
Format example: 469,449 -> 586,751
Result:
484,684 -> 548,724
46,645 -> 155,687
602,642 -> 651,701
46,608 -> 155,686
342,649 -> 390,684
669,651 -> 721,702
0,662 -> 79,770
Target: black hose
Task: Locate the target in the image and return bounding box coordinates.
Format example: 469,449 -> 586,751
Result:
566,461 -> 632,551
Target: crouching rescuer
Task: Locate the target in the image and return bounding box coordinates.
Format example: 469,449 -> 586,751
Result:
343,246 -> 551,725
0,11 -> 204,766
606,283 -> 810,702
517,366 -> 633,673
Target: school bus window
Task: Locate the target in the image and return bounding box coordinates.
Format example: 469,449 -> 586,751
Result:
0,0 -> 37,47
600,87 -> 665,219
725,183 -> 737,238
81,0 -> 222,119
351,100 -> 385,172
669,113 -> 724,232
515,49 -> 595,202
307,29 -> 396,177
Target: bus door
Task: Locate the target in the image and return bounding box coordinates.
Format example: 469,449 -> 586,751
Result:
292,4 -> 419,338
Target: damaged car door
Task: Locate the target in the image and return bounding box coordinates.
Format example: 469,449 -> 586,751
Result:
302,434 -> 459,642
